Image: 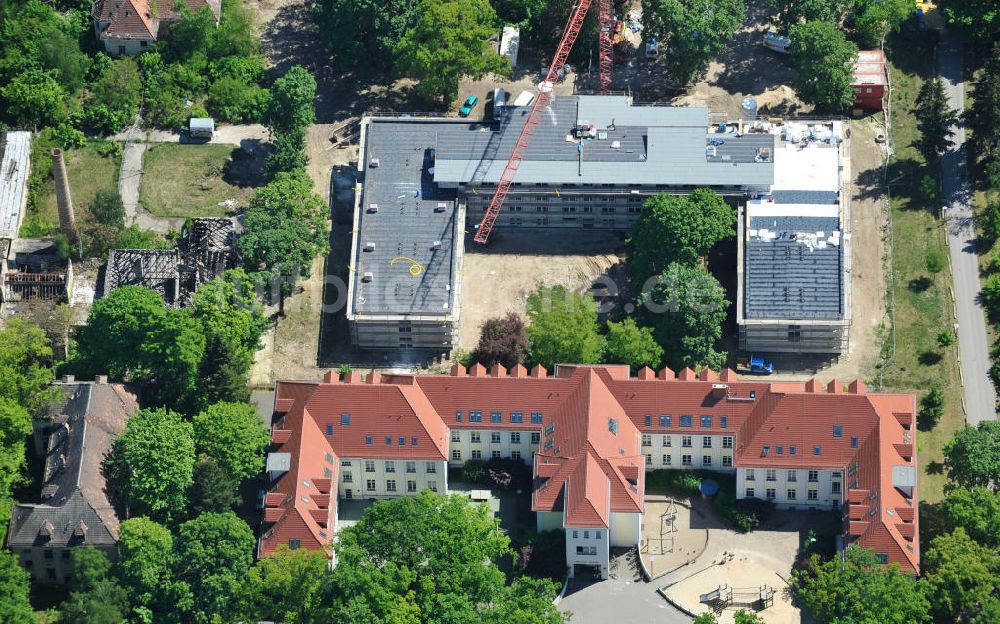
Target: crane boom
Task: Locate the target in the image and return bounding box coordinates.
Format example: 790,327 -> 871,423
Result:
473,0 -> 597,245
597,0 -> 614,94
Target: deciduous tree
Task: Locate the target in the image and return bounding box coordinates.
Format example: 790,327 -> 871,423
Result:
766,0 -> 851,31
193,401 -> 269,481
943,421 -> 1000,491
242,545 -> 330,624
0,548 -> 33,624
790,20 -> 858,113
921,528 -> 1000,622
604,318 -> 663,370
526,285 -> 605,367
264,65 -> 316,135
471,313 -> 529,368
117,517 -> 175,610
939,486 -> 1000,547
936,0 -> 1000,50
189,455 -> 240,513
0,317 -> 55,411
313,0 -> 423,70
175,512 -> 256,624
641,0 -> 744,85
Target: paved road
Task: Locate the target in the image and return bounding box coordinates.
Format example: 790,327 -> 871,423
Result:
938,34 -> 997,424
118,142 -> 180,234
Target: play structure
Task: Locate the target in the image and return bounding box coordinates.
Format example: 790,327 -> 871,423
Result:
642,498 -> 678,556
699,584 -> 775,614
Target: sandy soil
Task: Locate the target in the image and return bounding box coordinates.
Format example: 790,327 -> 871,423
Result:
641,496 -> 710,578
665,557 -> 800,624
457,229 -> 623,350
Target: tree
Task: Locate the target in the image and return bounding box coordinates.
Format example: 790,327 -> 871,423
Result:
693,614 -> 718,624
170,8 -> 217,59
914,77 -> 959,164
641,262 -> 728,371
266,127 -> 308,175
108,407 -> 195,523
395,0 -> 511,103
242,546 -> 330,624
264,65 -> 316,135
117,517 -> 175,610
943,421 -> 1000,491
208,75 -> 269,123
0,69 -> 67,127
175,512 -> 256,624
70,547 -> 113,592
926,248 -> 945,274
193,401 -> 269,481
936,0 -> 1000,50
471,313 -> 529,368
604,318 -> 663,370
641,0 -> 744,85
239,170 -> 331,281
313,0 -> 423,70
790,20 -> 858,113
72,285 -> 166,379
626,190 -> 735,287
62,549 -> 129,624
939,487 -> 1000,547
982,200 -> 1000,244
84,57 -> 142,134
918,385 -> 945,429
791,546 -> 931,624
139,308 -> 207,411
766,0 -> 851,31
189,455 -> 240,513
852,0 -> 913,48
921,528 -> 1000,622
733,611 -> 766,624
936,330 -> 956,348
0,398 -> 32,498
967,45 -> 1000,188
0,317 -> 56,411
526,285 -> 605,367
0,548 -> 33,624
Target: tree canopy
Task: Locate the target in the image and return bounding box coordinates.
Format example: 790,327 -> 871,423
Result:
192,401 -> 270,481
396,0 -> 511,103
0,548 -> 33,624
526,285 -> 605,367
174,512 -> 256,624
943,421 -> 1000,491
471,313 -> 529,368
264,65 -> 317,135
313,0 -> 424,70
914,77 -> 959,164
936,0 -> 1000,50
641,0 -> 745,85
791,546 -> 931,624
108,407 -> 195,524
640,262 -> 728,371
626,190 -> 735,287
242,545 -> 330,624
921,528 -> 1000,622
117,517 -> 175,610
939,486 -> 1000,547
790,20 -> 858,113
967,44 -> 1000,188
604,318 -> 663,370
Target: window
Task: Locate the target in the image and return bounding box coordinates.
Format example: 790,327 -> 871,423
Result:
833,424 -> 842,438
680,415 -> 693,427
44,550 -> 53,560
544,423 -> 555,436
682,455 -> 692,466
722,436 -> 733,449
776,445 -> 783,455
512,450 -> 521,460
583,531 -> 590,539
766,469 -> 776,482
472,450 -> 482,460
645,415 -> 652,427
807,489 -> 818,501
787,489 -> 796,500
492,450 -> 501,459
766,488 -> 776,499
428,480 -> 438,492
289,539 -> 301,550
340,460 -> 352,467
762,445 -> 770,456
702,455 -> 712,467
491,432 -> 501,444
700,416 -> 712,428
787,470 -> 797,482
385,436 -> 392,445
386,480 -> 397,492
456,410 -> 463,423
662,435 -> 672,447
722,455 -> 732,467
788,329 -> 801,342
646,454 -> 652,466
365,435 -> 372,445
399,437 -> 406,446
343,472 -> 353,483
385,461 -> 395,473
471,432 -> 481,443
660,415 -> 671,427
596,531 -> 602,540
118,45 -> 126,54
576,546 -> 597,556
531,412 -> 543,424
572,530 -> 578,539
875,552 -> 889,564
406,461 -> 416,473
341,413 -> 351,425
451,431 -> 460,442
808,470 -> 819,483
720,416 -> 728,429
642,434 -> 652,446
851,436 -> 858,449
452,450 -> 461,460
326,424 -> 334,436
531,432 -> 541,444
703,436 -> 712,448
745,488 -> 755,498
490,411 -> 502,423
682,436 -> 692,448
470,411 -> 483,422
407,480 -> 417,492
746,469 -> 756,481
511,411 -> 523,423
832,471 -> 842,478
510,432 -> 522,444
663,454 -> 672,465
832,482 -> 841,494
789,445 -> 797,455
366,479 -> 376,491
814,446 -> 821,456
325,452 -> 335,464
426,462 -> 437,473
365,461 -> 375,473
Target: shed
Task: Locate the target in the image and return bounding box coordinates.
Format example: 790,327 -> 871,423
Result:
499,26 -> 520,68
189,117 -> 215,139
852,50 -> 887,112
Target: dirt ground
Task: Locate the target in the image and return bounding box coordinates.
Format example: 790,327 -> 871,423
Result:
641,496 -> 709,578
457,229 -> 623,350
664,557 -> 800,624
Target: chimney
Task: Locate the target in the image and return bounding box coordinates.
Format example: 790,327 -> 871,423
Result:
51,149 -> 80,245
95,375 -> 108,384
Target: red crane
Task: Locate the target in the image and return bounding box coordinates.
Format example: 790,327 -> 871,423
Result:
473,0 -> 615,245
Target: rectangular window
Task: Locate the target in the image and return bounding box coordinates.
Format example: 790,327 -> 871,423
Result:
512,450 -> 521,460
491,432 -> 501,444
490,411 -> 502,423
642,434 -> 652,446
662,435 -> 671,447
745,488 -> 755,498
531,432 -> 541,444
470,411 -> 483,422
343,472 -> 352,483
814,446 -> 821,456
386,480 -> 397,492
510,411 -> 523,423
510,431 -> 521,444
850,436 -> 858,449
776,446 -> 783,455
385,436 -> 392,445
808,470 -> 819,483
645,414 -> 652,427
341,413 -> 350,425
492,450 -> 501,459
471,432 -> 481,443
452,450 -> 461,460
456,410 -> 462,422
702,455 -> 712,467
746,469 -> 756,481
544,423 -> 555,436
808,489 -> 818,501
682,455 -> 692,466
682,436 -> 692,448
766,488 -> 776,499
385,461 -> 395,473
365,461 -> 375,473
875,553 -> 888,564
428,481 -> 437,492
660,415 -> 671,427
451,431 -> 460,442
762,445 -> 770,456
790,445 -> 797,455
787,489 -> 796,500
663,454 -> 672,465
833,424 -> 842,438
326,424 -> 334,436
788,470 -> 797,482
722,436 -> 733,449
407,480 -> 417,493
531,412 -> 543,424
340,460 -> 352,467
722,455 -> 732,467
645,454 -> 652,466
575,546 -> 597,556
680,415 -> 693,427
472,450 -> 482,460
426,462 -> 436,473
703,436 -> 712,448
406,461 -> 416,473
720,416 -> 728,429
572,530 -> 578,539
399,437 -> 406,446
366,479 -> 376,491
832,482 -> 841,494
700,416 -> 712,428
766,469 -> 776,481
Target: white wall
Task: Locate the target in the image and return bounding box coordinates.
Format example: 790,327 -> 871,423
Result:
448,427 -> 540,466
566,526 -> 610,579
641,433 -> 736,472
736,466 -> 844,509
338,458 -> 447,499
609,512 -> 641,547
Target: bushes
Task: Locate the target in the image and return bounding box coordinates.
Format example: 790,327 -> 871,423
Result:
646,469 -> 770,533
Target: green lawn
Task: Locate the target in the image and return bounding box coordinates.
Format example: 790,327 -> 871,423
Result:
139,143 -> 254,218
21,140 -> 121,237
878,34 -> 965,503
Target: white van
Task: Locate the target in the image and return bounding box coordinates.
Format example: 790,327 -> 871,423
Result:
492,87 -> 507,121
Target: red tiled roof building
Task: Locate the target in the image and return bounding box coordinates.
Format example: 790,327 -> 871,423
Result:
91,0 -> 222,56
261,364 -> 919,577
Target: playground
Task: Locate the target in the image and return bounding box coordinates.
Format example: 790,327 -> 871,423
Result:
640,495 -> 713,577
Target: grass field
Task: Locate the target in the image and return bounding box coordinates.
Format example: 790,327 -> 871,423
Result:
878,33 -> 965,503
139,143 -> 254,218
21,141 -> 120,238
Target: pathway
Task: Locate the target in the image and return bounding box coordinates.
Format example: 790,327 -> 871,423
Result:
938,33 -> 997,424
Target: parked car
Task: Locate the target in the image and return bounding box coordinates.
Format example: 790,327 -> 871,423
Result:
763,31 -> 792,54
459,95 -> 479,117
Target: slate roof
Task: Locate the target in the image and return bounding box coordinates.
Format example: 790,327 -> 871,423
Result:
7,382 -> 139,549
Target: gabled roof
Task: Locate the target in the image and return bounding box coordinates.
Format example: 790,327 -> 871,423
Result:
92,0 -> 221,41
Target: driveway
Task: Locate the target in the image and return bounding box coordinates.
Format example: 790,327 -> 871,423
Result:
111,124 -> 269,146
560,574 -> 690,624
938,32 -> 997,424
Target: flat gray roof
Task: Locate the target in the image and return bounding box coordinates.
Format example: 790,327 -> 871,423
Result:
0,131 -> 30,240
354,122 -> 458,317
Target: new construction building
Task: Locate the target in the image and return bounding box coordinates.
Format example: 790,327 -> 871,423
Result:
349,95 -> 850,355
260,364 -> 919,578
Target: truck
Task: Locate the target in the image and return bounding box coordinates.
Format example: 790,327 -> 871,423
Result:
736,356 -> 774,375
